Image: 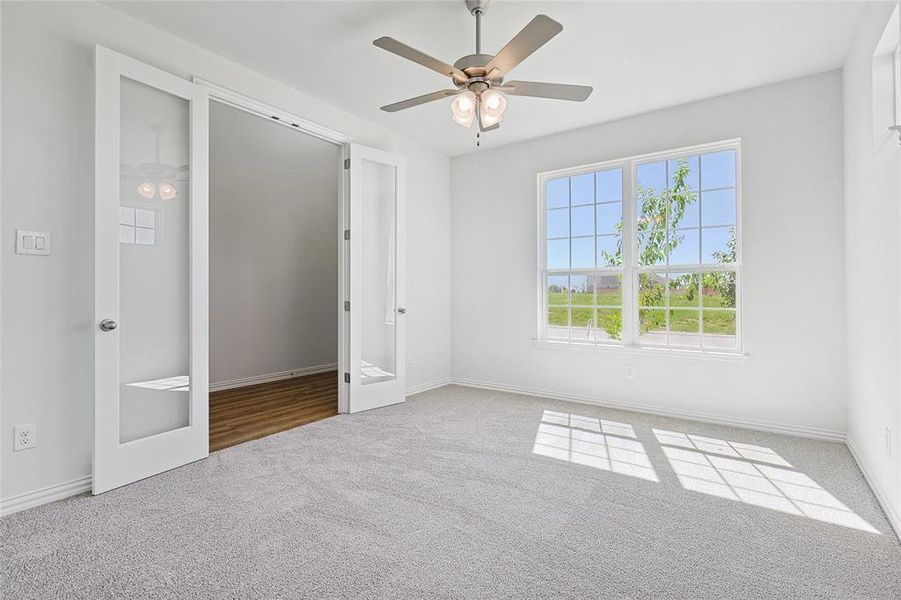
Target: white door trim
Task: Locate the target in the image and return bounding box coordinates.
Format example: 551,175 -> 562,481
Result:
192,77 -> 354,413
192,78 -> 352,145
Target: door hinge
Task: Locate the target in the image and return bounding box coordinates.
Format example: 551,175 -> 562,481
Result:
344,158 -> 351,169
344,300 -> 350,311
344,229 -> 350,240
344,372 -> 350,384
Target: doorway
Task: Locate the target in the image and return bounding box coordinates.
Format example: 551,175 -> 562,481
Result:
94,47 -> 408,493
208,100 -> 341,451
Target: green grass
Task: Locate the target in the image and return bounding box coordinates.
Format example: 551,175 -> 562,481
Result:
548,278 -> 735,337
556,306 -> 735,335
669,309 -> 698,332
670,290 -> 734,309
547,307 -> 624,339
548,306 -> 568,326
548,290 -> 621,307
702,310 -> 735,334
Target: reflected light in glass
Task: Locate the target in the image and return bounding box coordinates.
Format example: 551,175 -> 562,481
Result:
126,375 -> 190,392
137,181 -> 155,199
158,182 -> 177,201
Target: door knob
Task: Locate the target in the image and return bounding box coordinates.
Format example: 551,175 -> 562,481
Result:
397,307 -> 407,314
99,319 -> 118,332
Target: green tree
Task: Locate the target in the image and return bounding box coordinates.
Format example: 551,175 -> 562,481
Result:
669,235 -> 736,309
600,159 -> 698,269
599,159 -> 700,336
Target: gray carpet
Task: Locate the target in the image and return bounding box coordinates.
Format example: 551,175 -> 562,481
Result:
2,385 -> 900,599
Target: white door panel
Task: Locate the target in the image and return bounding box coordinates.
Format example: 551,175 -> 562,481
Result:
94,46 -> 209,494
347,144 -> 406,413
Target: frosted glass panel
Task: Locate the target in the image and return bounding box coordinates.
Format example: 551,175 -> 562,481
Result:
360,158 -> 397,385
118,76 -> 190,443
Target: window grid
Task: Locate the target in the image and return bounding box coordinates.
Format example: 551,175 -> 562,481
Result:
635,272 -> 737,351
539,140 -> 741,354
544,166 -> 625,345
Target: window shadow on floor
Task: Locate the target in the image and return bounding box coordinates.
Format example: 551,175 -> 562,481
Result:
532,410 -> 659,482
654,428 -> 879,534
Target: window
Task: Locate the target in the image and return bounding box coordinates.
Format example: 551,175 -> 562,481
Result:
119,206 -> 157,245
539,140 -> 741,354
544,167 -> 624,343
872,2 -> 900,143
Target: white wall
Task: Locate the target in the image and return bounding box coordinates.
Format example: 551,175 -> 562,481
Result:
209,101 -> 339,384
843,2 -> 901,534
451,71 -> 847,437
0,1 -> 452,501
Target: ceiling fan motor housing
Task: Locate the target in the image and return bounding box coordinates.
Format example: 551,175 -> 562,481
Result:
453,54 -> 500,87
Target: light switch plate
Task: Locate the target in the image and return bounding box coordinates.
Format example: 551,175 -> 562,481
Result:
16,230 -> 50,256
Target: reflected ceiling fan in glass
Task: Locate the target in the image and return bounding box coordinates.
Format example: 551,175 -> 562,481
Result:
374,0 -> 593,138
121,125 -> 187,201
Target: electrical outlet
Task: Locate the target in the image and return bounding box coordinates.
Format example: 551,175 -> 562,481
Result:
13,423 -> 37,451
885,427 -> 893,458
625,364 -> 635,380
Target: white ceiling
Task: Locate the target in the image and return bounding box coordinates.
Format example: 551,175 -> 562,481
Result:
108,1 -> 865,157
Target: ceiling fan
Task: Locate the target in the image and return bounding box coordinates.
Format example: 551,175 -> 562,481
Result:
373,0 -> 593,134
121,125 -> 187,201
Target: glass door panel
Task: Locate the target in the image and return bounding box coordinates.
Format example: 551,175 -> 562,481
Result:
118,77 -> 191,443
347,143 -> 405,413
360,158 -> 397,386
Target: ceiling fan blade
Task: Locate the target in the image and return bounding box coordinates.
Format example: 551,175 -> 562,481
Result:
380,90 -> 458,113
484,15 -> 563,76
374,37 -> 468,84
504,80 -> 593,102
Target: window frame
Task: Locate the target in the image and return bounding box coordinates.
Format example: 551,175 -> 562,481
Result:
872,2 -> 900,143
537,139 -> 743,356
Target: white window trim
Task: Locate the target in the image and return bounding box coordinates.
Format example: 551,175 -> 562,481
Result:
536,138 -> 745,358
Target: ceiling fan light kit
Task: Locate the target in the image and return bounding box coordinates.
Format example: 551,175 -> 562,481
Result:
374,0 -> 593,141
125,125 -> 186,201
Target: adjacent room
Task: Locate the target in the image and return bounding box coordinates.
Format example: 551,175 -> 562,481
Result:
208,100 -> 341,451
1,1 -> 900,598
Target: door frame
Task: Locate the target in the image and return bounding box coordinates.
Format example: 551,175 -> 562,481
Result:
192,78 -> 355,413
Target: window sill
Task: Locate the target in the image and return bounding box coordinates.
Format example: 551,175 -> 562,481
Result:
532,339 -> 749,363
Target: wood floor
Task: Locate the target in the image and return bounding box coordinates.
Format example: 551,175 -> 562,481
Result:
209,371 -> 338,452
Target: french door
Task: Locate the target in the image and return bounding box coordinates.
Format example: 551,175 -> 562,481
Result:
346,144 -> 407,413
94,47 -> 407,492
93,46 -> 209,494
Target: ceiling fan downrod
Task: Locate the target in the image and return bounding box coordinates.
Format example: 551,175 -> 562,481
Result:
466,0 -> 489,54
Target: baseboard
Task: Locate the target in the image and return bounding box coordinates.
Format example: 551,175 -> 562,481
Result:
406,378 -> 452,397
847,436 -> 901,541
0,475 -> 92,517
210,363 -> 337,392
450,377 -> 847,442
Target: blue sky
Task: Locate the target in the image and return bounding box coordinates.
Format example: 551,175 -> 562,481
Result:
546,150 -> 736,269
